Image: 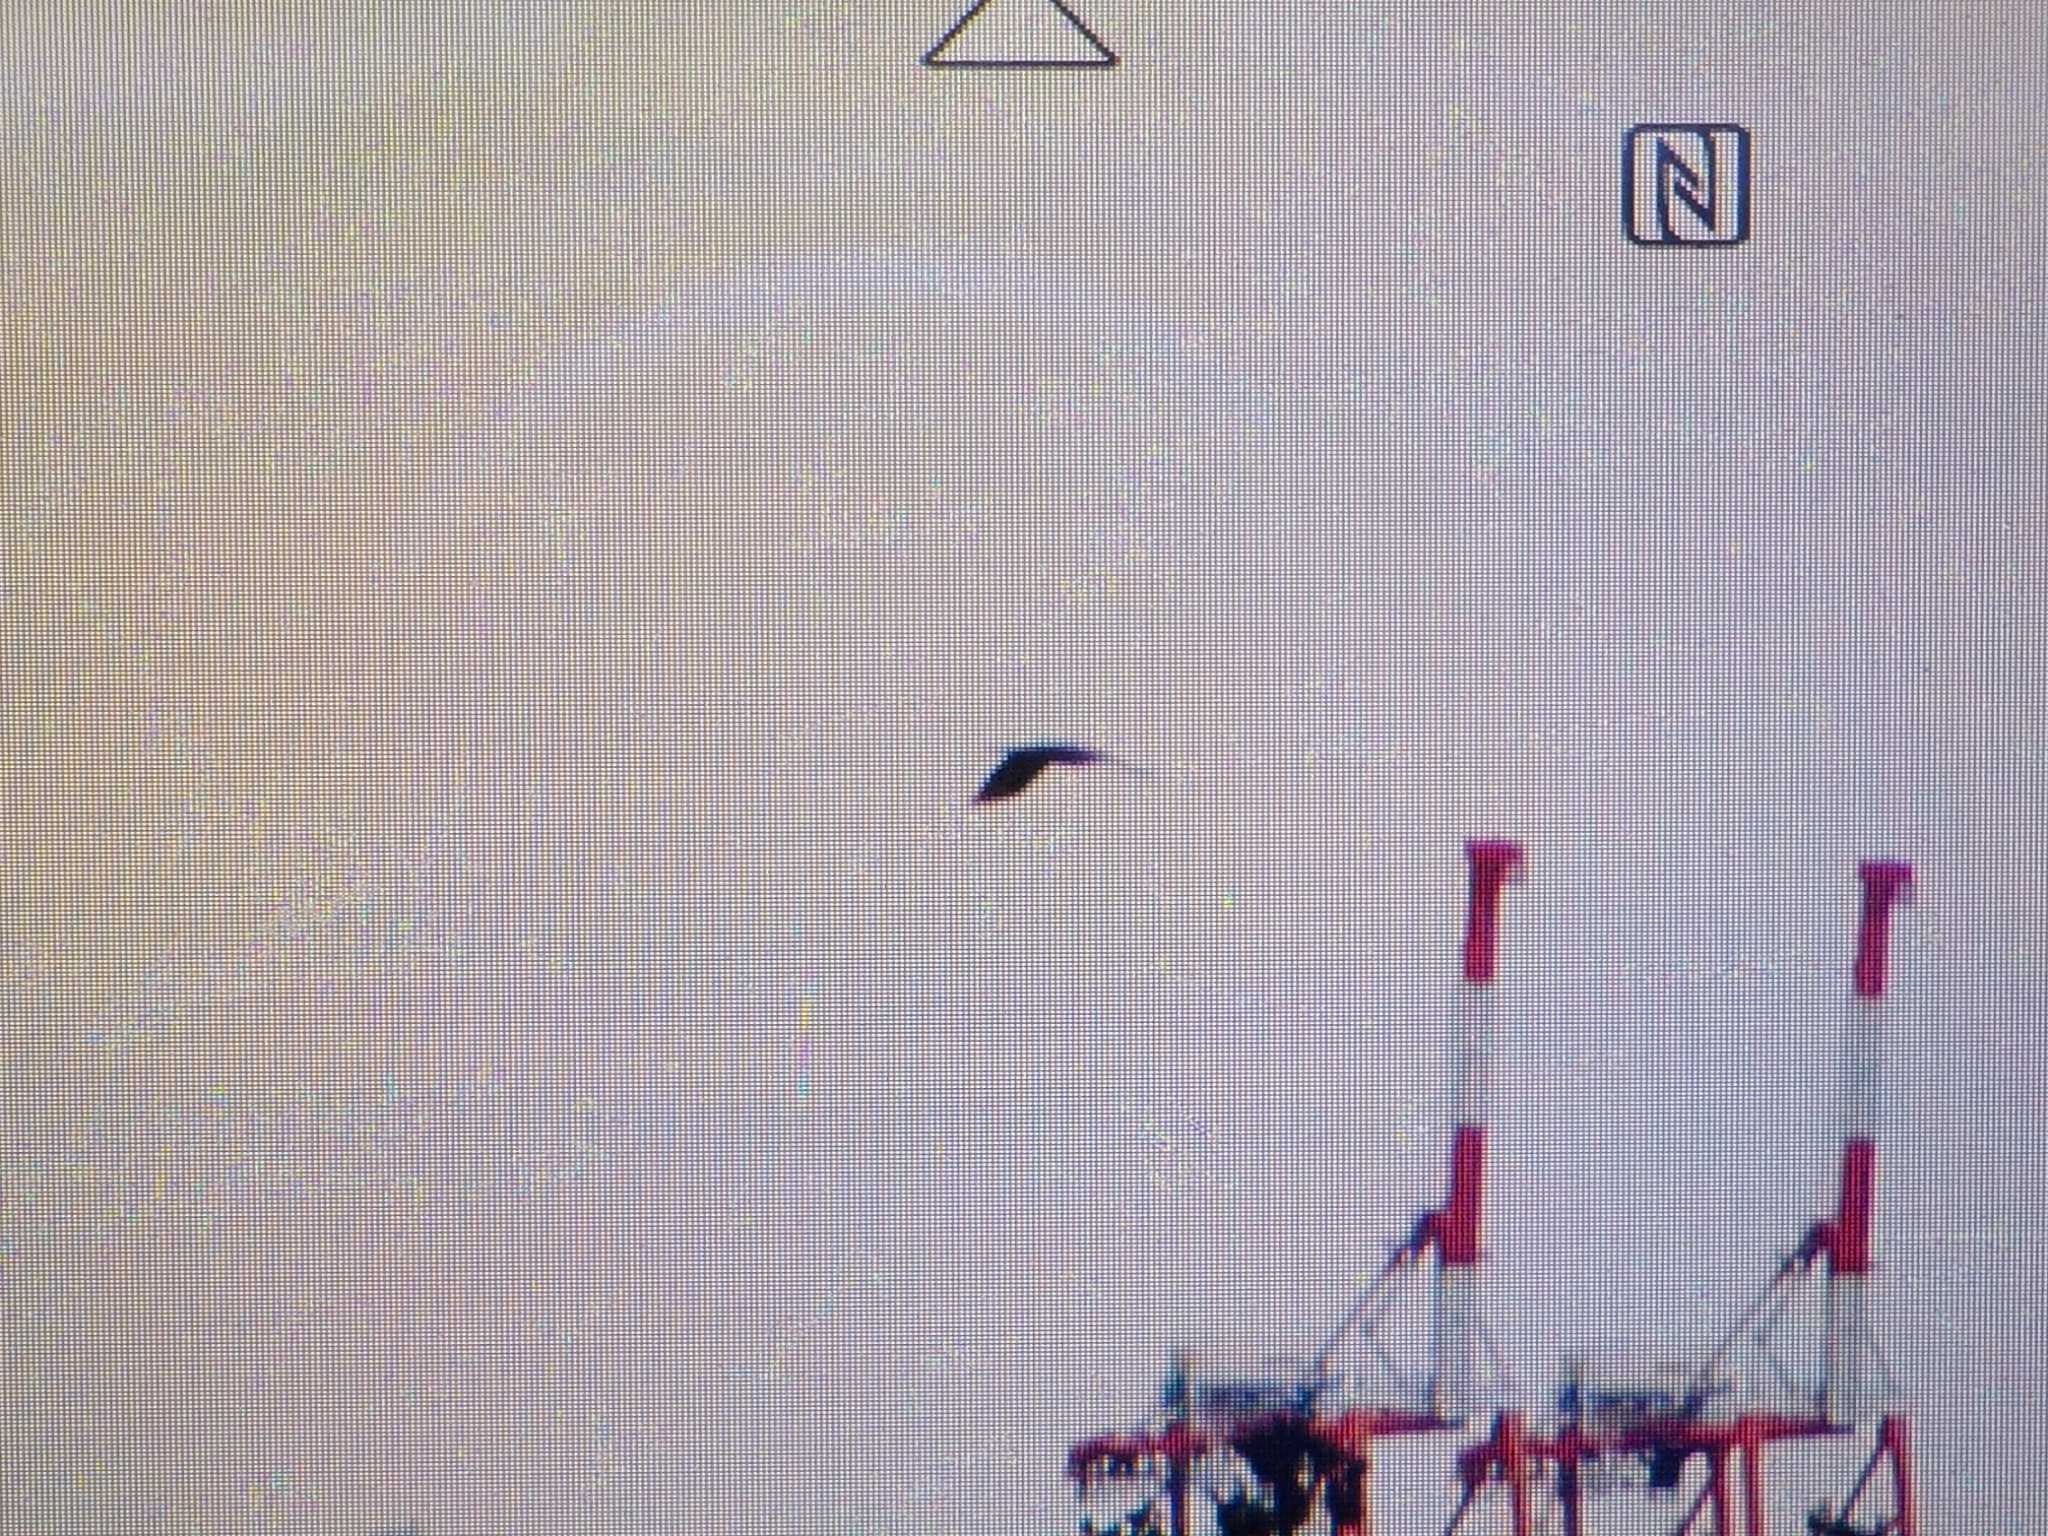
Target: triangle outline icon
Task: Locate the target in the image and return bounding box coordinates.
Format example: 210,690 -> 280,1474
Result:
922,0 -> 1118,68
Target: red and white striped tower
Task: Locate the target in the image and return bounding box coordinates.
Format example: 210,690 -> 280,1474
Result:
1430,838 -> 1525,1419
1822,859 -> 1913,1426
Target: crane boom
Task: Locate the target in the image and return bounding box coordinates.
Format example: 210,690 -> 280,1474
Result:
1431,838 -> 1524,1417
1823,860 -> 1913,1425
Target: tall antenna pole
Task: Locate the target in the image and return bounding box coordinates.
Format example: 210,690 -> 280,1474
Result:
1431,839 -> 1524,1419
1822,859 -> 1913,1425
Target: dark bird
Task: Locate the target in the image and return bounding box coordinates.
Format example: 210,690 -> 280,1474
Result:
974,742 -> 1114,803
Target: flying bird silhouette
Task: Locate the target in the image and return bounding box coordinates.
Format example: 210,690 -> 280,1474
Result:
974,742 -> 1115,803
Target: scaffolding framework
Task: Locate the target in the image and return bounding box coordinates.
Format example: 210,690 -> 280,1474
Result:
1063,853 -> 1920,1536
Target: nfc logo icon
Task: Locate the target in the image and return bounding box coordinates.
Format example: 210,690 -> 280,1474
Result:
1623,124 -> 1750,246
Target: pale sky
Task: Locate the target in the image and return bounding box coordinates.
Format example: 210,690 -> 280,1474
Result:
4,4 -> 2045,1534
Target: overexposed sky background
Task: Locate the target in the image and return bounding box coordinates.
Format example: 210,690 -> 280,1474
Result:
4,4 -> 2044,1533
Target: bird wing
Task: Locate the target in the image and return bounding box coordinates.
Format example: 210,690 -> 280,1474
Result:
975,752 -> 1044,802
973,742 -> 1116,803
1039,744 -> 1104,768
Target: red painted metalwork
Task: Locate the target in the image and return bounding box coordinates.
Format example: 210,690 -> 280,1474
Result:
1832,862 -> 1910,1285
1830,1139 -> 1876,1277
1067,854 -> 1923,1536
1432,840 -> 1524,1410
1452,1409 -> 1850,1536
1446,859 -> 1920,1536
1852,861 -> 1913,1000
1877,1415 -> 1917,1536
1067,1425 -> 1213,1488
1438,1125 -> 1487,1265
1462,839 -> 1524,985
1066,841 -> 1526,1536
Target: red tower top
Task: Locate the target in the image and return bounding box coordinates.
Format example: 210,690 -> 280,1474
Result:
1463,840 -> 1526,985
1853,861 -> 1915,999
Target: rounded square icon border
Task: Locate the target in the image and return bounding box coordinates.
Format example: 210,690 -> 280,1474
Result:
1622,123 -> 1751,248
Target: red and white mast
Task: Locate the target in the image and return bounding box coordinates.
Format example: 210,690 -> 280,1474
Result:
1821,859 -> 1913,1425
1430,838 -> 1524,1418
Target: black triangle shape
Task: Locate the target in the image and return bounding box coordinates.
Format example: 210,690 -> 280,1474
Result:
921,0 -> 1119,69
